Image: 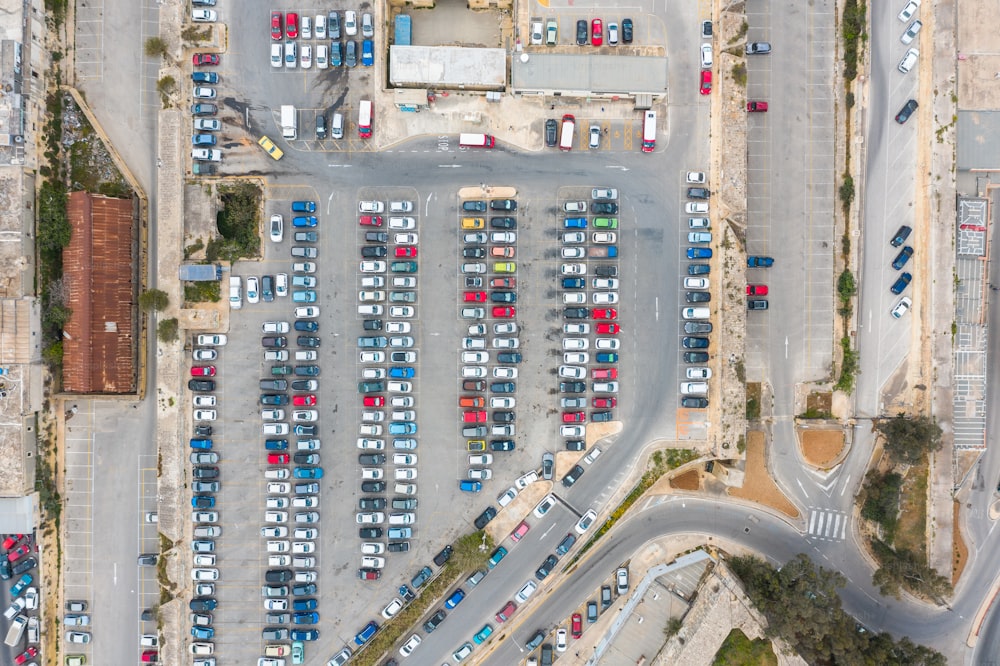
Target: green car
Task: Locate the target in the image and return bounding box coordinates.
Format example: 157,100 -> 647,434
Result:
391,261 -> 418,273
473,623 -> 494,645
594,217 -> 618,229
271,364 -> 293,376
292,641 -> 305,664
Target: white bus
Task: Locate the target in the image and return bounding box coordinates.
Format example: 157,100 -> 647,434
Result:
641,111 -> 656,153
358,100 -> 372,138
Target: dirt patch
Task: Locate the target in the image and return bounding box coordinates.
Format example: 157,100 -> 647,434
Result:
670,469 -> 701,491
728,431 -> 799,518
799,429 -> 846,469
806,391 -> 832,416
952,499 -> 968,585
894,459 -> 929,558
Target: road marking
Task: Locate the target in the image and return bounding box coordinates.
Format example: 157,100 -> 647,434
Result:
796,478 -> 810,498
438,164 -> 461,168
806,508 -> 848,541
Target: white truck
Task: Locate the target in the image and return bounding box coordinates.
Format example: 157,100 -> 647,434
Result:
280,105 -> 297,140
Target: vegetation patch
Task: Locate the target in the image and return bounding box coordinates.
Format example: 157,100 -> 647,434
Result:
712,628 -> 777,666
746,382 -> 761,420
157,318 -> 179,343
860,469 -> 903,542
184,280 -> 222,305
834,337 -> 858,393
731,62 -> 747,86
207,182 -> 263,263
841,0 -> 866,82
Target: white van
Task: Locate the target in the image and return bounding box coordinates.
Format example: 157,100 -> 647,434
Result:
331,112 -> 344,139
559,115 -> 576,151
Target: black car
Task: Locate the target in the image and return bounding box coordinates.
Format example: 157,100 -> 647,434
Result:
474,507 -> 497,530
262,275 -> 274,302
346,39 -> 358,67
391,352 -> 413,363
463,200 -> 487,212
361,246 -> 388,258
297,336 -> 321,348
465,276 -> 483,288
292,583 -> 317,596
0,559 -> 11,580
748,299 -> 769,310
594,265 -> 618,277
565,440 -> 585,451
294,231 -> 318,243
601,585 -> 612,608
433,545 -> 454,566
293,453 -> 318,464
535,554 -> 559,580
686,291 -> 710,303
890,273 -> 912,295
890,225 -> 912,247
261,393 -> 289,405
490,439 -> 515,451
490,382 -> 515,393
260,379 -> 287,390
576,19 -> 588,45
266,569 -> 293,583
359,527 -> 383,539
463,247 -> 486,259
316,113 -> 327,139
622,17 -> 633,43
361,481 -> 386,493
490,199 -> 517,211
189,379 -> 216,392
688,264 -> 710,276
262,336 -> 287,348
556,533 -> 577,555
682,397 -> 709,409
190,597 -> 218,611
682,337 -> 710,349
463,380 -> 486,392
895,99 -> 918,124
423,609 -> 447,633
194,424 -> 213,437
493,411 -> 515,423
359,497 -> 386,510
684,321 -> 713,334
683,351 -> 710,363
592,411 -> 613,422
891,246 -> 914,270
365,231 -> 389,243
291,380 -> 315,391
686,187 -> 710,200
592,202 -> 618,214
491,291 -> 517,303
526,630 -> 546,651
363,319 -> 383,331
587,600 -> 599,622
490,217 -> 517,229
497,352 -> 522,364
542,453 -> 554,479
545,119 -> 558,147
562,464 -> 585,487
294,365 -> 320,377
193,466 -> 219,479
359,453 -> 386,465
388,541 -> 410,553
560,381 -> 586,393
563,307 -> 590,319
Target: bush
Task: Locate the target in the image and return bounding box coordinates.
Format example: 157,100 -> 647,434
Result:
157,318 -> 179,342
212,182 -> 262,262
861,470 -> 903,541
876,415 -> 943,466
144,37 -> 169,59
139,289 -> 169,312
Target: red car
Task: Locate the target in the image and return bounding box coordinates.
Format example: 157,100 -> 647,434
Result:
395,247 -> 417,258
1,534 -> 23,550
492,306 -> 516,318
293,394 -> 317,406
267,453 -> 289,465
192,53 -> 220,66
592,368 -> 618,380
190,366 -> 216,377
463,411 -> 487,423
490,277 -> 516,288
592,308 -> 617,320
596,322 -> 619,334
591,19 -> 603,46
141,650 -> 159,663
463,291 -> 487,302
593,397 -> 617,408
563,412 -> 586,423
510,520 -> 530,542
271,11 -> 283,40
14,647 -> 37,665
7,543 -> 29,562
359,568 -> 381,580
363,396 -> 385,407
699,70 -> 712,95
571,612 -> 583,638
359,215 -> 383,226
285,12 -> 298,39
496,600 -> 518,623
747,101 -> 768,112
747,284 -> 769,295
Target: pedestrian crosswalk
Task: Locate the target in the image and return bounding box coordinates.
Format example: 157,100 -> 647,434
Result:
807,508 -> 848,541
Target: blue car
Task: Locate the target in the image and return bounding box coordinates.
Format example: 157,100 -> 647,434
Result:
192,495 -> 215,508
293,598 -> 318,611
890,272 -> 912,295
487,546 -> 507,568
747,256 -> 774,268
191,626 -> 214,639
265,439 -> 288,450
292,201 -> 317,213
411,566 -> 432,588
564,217 -> 588,228
362,39 -> 374,66
596,352 -> 619,363
294,320 -> 319,332
192,134 -> 216,146
190,438 -> 213,450
389,422 -> 417,435
445,588 -> 466,609
331,41 -> 343,66
460,480 -> 482,493
473,623 -> 494,644
293,612 -> 319,624
192,72 -> 219,84
389,366 -> 414,379
291,629 -> 319,641
355,620 -> 379,646
293,216 -> 318,228
687,247 -> 712,259
891,246 -> 913,270
562,278 -> 585,289
292,290 -> 317,303
294,466 -> 324,479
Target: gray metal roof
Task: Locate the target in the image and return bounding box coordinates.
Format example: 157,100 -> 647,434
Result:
958,111 -> 1000,171
512,53 -> 669,96
0,496 -> 35,533
389,46 -> 506,89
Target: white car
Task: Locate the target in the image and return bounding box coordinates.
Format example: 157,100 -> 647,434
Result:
265,598 -> 288,611
394,233 -> 418,245
192,348 -> 216,361
261,409 -> 284,421
530,19 -> 544,44
393,453 -> 417,465
301,15 -> 312,38
560,425 -> 585,438
900,19 -> 922,44
494,322 -> 518,335
684,277 -> 709,290
192,9 -> 217,22
265,511 -> 288,523
271,43 -> 283,68
266,497 -> 288,509
295,306 -> 319,318
316,43 -> 328,69
469,468 -> 492,480
360,261 -> 386,273
389,306 -> 414,318
356,512 -> 385,524
897,47 -> 919,74
196,334 -> 227,346
389,217 -> 416,230
563,231 -> 586,244
262,321 -> 290,333
561,247 -> 585,259
592,232 -> 617,244
359,200 -> 385,213
267,482 -> 290,494
193,86 -> 216,99
345,10 -> 358,35
462,351 -> 489,363
515,580 -> 538,603
563,323 -> 590,334
561,263 -> 586,275
490,397 -> 515,408
395,468 -> 417,480
363,542 -> 386,555
559,365 -> 586,379
269,214 -> 283,242
685,202 -> 709,214
276,274 -> 288,297
564,352 -> 589,364
556,627 -> 568,652
491,231 -> 516,244
891,296 -> 912,318
563,292 -> 586,304
593,381 -> 619,393
361,276 -> 385,288
686,171 -> 706,184
596,338 -> 620,350
360,351 -> 385,363
192,568 -> 219,581
897,0 -> 920,22
293,542 -> 315,554
493,338 -> 519,349
687,367 -> 712,379
382,598 -> 403,619
293,410 -> 318,422
562,338 -> 589,351
575,508 -> 598,534
593,292 -> 619,304
400,634 -> 422,657
469,454 -> 493,465
192,148 -> 221,161
533,494 -> 556,517
564,201 -> 588,213
493,367 -> 517,378
285,41 -> 297,68
262,423 -> 289,436
700,43 -> 713,68
193,395 -> 216,407
194,409 -> 216,421
497,487 -> 518,507
359,290 -> 385,302
361,468 -> 384,480
245,276 -> 259,303
393,277 -> 416,288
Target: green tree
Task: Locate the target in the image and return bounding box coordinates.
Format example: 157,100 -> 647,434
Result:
876,415 -> 943,465
157,318 -> 179,342
861,470 -> 903,542
139,289 -> 169,312
870,540 -> 952,600
38,180 -> 71,256
144,37 -> 169,59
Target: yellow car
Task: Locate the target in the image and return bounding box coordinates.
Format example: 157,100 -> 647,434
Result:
493,262 -> 516,273
258,135 -> 284,160
461,217 -> 485,230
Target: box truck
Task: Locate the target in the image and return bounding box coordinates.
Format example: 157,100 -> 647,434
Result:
280,105 -> 297,139
459,133 -> 495,148
559,115 -> 575,151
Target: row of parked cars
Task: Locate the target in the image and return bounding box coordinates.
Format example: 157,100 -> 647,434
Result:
355,199 -> 420,572
2,533 -> 41,664
557,189 -> 622,446
678,172 -> 715,409
458,197 -> 524,491
189,7 -> 224,166
269,10 -> 374,70
185,331 -> 228,660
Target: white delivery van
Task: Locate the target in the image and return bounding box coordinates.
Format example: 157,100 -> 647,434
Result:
559,114 -> 576,151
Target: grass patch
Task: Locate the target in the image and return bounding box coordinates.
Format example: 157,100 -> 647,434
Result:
728,21 -> 749,46
182,25 -> 213,42
731,62 -> 747,86
157,533 -> 176,606
746,382 -> 762,420
712,628 -> 777,666
184,280 -> 221,305
894,459 -> 929,556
